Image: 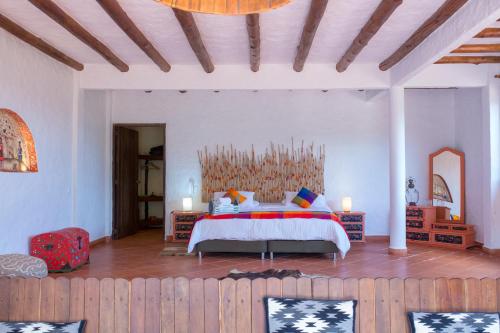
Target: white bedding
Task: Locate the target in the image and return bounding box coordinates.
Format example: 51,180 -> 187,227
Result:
188,204 -> 350,258
238,203 -> 333,213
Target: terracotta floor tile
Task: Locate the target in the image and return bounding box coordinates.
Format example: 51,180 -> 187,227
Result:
54,229 -> 500,279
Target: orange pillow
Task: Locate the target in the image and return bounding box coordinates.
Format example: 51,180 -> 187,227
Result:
223,188 -> 247,204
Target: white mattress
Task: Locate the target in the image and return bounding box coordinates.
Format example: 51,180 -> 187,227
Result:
188,206 -> 350,258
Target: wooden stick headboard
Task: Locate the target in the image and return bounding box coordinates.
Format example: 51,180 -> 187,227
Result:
198,141 -> 325,203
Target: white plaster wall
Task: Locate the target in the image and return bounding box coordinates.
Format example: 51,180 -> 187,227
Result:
404,89 -> 457,202
0,29 -> 74,254
455,88 -> 484,242
111,90 -> 391,236
76,91 -> 107,240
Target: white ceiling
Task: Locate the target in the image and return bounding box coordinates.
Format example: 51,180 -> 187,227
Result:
0,0 -> 482,68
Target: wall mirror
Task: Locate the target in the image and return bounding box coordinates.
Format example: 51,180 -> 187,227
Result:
429,147 -> 465,222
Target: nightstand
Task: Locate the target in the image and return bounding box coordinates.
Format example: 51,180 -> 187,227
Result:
171,211 -> 205,243
335,211 -> 366,242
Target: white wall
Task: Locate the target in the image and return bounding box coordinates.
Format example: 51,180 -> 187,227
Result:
404,88 -> 485,242
0,29 -> 74,253
455,88 -> 484,242
111,90 -> 391,236
76,91 -> 108,241
405,89 -> 456,201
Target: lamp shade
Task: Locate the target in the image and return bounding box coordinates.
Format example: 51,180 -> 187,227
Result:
155,0 -> 291,15
182,197 -> 193,211
342,197 -> 352,212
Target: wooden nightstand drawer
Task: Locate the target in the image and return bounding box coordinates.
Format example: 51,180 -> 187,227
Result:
338,214 -> 364,223
348,232 -> 363,241
175,214 -> 201,223
175,223 -> 194,232
343,223 -> 363,232
174,232 -> 191,241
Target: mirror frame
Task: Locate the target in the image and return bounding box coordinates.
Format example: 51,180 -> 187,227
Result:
428,147 -> 465,223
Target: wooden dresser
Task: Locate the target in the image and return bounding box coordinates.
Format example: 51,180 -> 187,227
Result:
171,211 -> 204,243
335,211 -> 365,242
406,206 -> 476,249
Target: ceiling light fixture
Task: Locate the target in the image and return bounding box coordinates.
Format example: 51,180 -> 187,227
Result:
154,0 -> 291,15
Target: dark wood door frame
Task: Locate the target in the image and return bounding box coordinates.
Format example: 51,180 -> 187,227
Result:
112,123 -> 166,239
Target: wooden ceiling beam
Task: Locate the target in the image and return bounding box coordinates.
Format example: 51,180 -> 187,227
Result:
246,14 -> 260,72
379,0 -> 468,71
452,43 -> 500,53
172,8 -> 214,73
435,56 -> 500,64
0,13 -> 83,71
293,0 -> 329,72
475,28 -> 500,38
29,0 -> 128,72
337,0 -> 402,73
97,0 -> 170,72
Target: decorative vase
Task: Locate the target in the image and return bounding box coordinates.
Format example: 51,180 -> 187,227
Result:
406,177 -> 419,206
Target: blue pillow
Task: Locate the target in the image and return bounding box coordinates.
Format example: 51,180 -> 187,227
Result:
292,187 -> 318,208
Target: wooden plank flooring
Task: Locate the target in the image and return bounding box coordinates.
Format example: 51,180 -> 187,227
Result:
55,229 -> 500,280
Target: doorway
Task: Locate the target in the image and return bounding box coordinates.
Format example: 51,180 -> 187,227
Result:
113,124 -> 166,240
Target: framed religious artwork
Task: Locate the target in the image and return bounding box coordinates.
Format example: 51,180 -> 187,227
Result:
0,108 -> 38,172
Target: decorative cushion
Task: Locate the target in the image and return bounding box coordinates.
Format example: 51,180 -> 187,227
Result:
408,312 -> 500,333
292,187 -> 318,208
0,321 -> 86,333
265,297 -> 356,333
0,254 -> 48,278
224,188 -> 247,204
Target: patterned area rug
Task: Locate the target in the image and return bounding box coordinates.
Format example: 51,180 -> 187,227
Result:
409,312 -> 500,333
266,298 -> 356,333
222,269 -> 328,280
159,243 -> 194,256
0,321 -> 86,333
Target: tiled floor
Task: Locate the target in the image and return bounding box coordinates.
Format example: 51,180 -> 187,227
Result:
56,229 -> 500,279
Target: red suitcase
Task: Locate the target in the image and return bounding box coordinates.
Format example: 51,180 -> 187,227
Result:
30,227 -> 90,272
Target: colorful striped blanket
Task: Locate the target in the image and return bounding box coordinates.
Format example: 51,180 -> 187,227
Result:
200,211 -> 340,222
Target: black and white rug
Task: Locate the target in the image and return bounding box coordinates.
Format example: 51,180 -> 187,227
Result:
409,312 -> 500,333
265,297 -> 356,333
0,321 -> 86,333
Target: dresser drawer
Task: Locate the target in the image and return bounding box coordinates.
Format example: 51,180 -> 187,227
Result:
406,231 -> 430,243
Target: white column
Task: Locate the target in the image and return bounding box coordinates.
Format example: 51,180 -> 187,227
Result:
389,86 -> 407,254
482,78 -> 500,250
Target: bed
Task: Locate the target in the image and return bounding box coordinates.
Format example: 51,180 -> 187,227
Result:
188,203 -> 350,260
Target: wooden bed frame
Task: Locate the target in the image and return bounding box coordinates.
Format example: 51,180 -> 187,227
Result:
2,277 -> 497,332
195,240 -> 339,260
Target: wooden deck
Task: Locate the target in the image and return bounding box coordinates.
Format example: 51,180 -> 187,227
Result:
56,229 -> 500,279
2,276 -> 500,333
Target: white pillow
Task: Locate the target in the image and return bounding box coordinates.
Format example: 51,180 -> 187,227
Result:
283,191 -> 297,205
283,191 -> 329,210
213,190 -> 255,204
